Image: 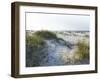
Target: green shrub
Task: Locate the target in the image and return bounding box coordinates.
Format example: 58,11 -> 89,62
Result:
74,39 -> 89,60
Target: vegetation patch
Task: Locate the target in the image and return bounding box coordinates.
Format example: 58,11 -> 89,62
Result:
74,39 -> 89,61
34,30 -> 57,39
26,30 -> 89,66
26,30 -> 58,67
26,34 -> 45,47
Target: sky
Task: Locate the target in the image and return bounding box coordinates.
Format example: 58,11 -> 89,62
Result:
26,12 -> 90,31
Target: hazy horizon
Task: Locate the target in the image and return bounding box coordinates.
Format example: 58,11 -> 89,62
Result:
26,29 -> 90,32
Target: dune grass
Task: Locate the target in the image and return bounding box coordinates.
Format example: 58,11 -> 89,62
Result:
26,30 -> 58,47
74,39 -> 89,61
26,30 -> 58,67
26,33 -> 45,47
26,30 -> 89,66
34,30 -> 57,39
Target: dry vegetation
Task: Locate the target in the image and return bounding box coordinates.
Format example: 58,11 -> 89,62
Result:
26,30 -> 89,67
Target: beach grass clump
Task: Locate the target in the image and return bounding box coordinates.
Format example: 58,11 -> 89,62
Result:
26,30 -> 58,47
26,30 -> 58,67
34,30 -> 57,39
26,33 -> 45,48
26,32 -> 46,67
74,39 -> 89,61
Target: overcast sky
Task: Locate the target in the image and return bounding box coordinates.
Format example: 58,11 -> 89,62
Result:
26,13 -> 90,31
